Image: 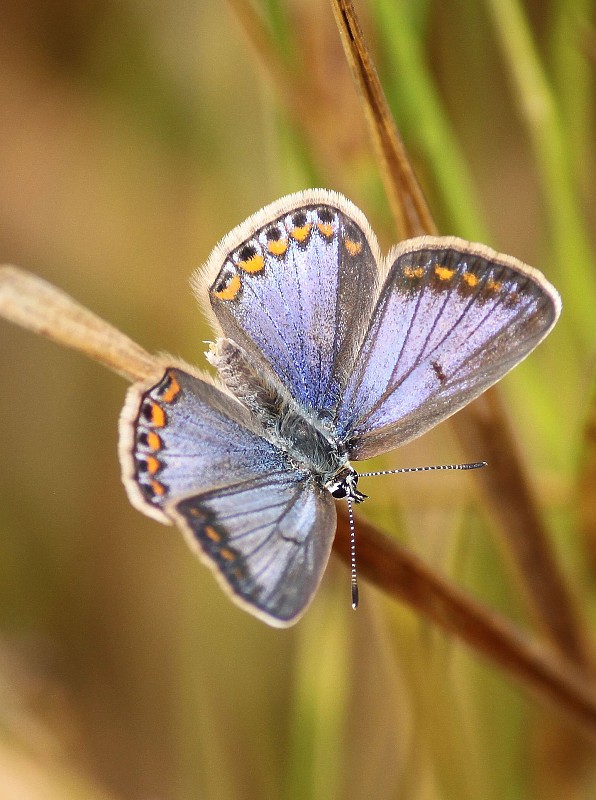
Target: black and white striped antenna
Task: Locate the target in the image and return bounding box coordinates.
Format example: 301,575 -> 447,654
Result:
347,460 -> 487,609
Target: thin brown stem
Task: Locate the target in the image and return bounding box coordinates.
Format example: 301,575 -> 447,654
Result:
335,508 -> 596,742
329,0 -> 437,239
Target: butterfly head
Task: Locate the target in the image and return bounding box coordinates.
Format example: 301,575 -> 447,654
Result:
326,465 -> 367,504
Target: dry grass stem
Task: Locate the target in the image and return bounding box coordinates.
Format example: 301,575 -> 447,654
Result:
329,0 -> 437,239
0,266 -> 159,384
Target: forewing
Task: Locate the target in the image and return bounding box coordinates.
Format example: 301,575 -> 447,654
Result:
119,366 -> 335,626
336,237 -> 561,460
170,472 -> 336,627
194,190 -> 380,415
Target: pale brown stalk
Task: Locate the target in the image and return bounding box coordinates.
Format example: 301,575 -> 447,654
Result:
0,266 -> 159,383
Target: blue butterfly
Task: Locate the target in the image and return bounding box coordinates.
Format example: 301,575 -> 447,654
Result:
119,190 -> 561,626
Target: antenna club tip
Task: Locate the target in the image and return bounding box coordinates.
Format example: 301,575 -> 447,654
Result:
351,585 -> 359,609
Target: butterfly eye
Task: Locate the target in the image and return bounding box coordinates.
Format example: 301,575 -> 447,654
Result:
330,483 -> 348,499
327,467 -> 367,503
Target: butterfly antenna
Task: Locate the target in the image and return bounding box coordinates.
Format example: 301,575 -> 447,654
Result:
347,496 -> 359,609
343,462 -> 485,611
359,461 -> 487,478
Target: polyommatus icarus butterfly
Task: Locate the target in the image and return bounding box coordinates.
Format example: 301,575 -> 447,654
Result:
119,190 -> 561,626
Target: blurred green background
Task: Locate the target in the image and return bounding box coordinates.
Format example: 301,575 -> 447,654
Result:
0,1 -> 595,798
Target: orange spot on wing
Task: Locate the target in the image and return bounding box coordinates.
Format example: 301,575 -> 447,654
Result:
317,222 -> 334,238
220,547 -> 236,562
486,279 -> 502,293
146,456 -> 161,475
150,479 -> 166,497
204,525 -> 222,543
146,431 -> 162,451
149,402 -> 166,428
434,265 -> 455,281
238,254 -> 265,273
462,272 -> 479,288
267,239 -> 288,256
344,239 -> 363,256
290,224 -> 312,242
404,265 -> 424,279
161,372 -> 181,403
213,273 -> 241,301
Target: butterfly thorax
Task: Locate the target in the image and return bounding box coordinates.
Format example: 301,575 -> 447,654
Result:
208,337 -> 361,495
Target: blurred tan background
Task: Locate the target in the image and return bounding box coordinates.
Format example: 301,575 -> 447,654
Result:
0,1 -> 594,799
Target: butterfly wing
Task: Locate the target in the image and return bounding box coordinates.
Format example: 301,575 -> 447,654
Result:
119,366 -> 335,626
170,471 -> 336,626
194,190 -> 380,415
335,237 -> 561,460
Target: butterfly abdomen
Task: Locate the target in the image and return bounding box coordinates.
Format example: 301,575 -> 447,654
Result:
207,337 -> 288,421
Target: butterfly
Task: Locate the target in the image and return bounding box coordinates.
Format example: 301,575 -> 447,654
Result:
119,189 -> 561,627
